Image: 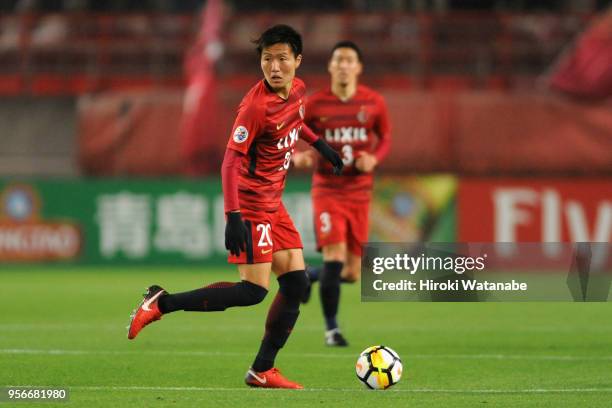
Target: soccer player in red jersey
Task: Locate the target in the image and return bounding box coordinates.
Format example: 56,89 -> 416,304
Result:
293,41 -> 391,346
127,25 -> 343,389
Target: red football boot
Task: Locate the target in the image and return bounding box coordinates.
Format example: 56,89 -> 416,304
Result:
245,367 -> 303,389
127,285 -> 165,340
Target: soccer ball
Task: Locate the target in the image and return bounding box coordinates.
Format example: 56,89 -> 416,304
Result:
355,345 -> 402,390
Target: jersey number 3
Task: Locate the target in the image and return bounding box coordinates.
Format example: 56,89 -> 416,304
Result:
341,145 -> 353,166
319,212 -> 332,234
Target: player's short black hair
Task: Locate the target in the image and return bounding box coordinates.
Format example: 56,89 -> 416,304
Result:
253,24 -> 302,57
330,40 -> 363,62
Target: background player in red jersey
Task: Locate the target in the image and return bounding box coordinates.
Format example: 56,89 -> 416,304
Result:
293,41 -> 391,346
127,25 -> 343,389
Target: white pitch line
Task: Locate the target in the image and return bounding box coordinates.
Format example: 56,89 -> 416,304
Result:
416,353 -> 612,361
1,348 -> 612,362
0,323 -> 334,333
2,324 -> 611,336
4,385 -> 612,394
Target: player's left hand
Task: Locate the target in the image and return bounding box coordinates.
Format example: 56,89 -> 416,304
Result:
355,152 -> 378,173
312,139 -> 343,175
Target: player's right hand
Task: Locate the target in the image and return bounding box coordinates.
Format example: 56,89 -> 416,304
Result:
355,151 -> 378,173
312,139 -> 343,175
225,211 -> 248,256
292,150 -> 314,169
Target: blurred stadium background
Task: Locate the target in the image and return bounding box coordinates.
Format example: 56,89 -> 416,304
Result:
0,0 -> 610,264
1,1 -> 612,406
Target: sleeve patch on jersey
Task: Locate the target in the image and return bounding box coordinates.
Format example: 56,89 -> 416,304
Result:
233,126 -> 249,143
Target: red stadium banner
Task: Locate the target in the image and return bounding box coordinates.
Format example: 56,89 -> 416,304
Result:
548,10 -> 612,99
179,0 -> 225,175
458,179 -> 612,242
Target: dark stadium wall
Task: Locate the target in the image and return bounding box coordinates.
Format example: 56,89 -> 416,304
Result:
0,97 -> 77,177
77,89 -> 612,176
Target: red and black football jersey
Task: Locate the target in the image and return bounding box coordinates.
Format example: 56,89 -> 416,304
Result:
305,85 -> 391,201
226,78 -> 307,212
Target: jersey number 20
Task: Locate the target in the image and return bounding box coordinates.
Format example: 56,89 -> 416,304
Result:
257,223 -> 273,247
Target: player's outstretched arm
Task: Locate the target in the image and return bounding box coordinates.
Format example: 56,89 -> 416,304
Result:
301,125 -> 343,175
221,148 -> 248,256
311,139 -> 343,175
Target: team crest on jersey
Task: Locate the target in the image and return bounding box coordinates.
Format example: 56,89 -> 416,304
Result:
233,126 -> 249,143
299,101 -> 305,119
357,106 -> 369,124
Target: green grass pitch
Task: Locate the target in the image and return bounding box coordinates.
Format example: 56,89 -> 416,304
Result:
1,266 -> 611,407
